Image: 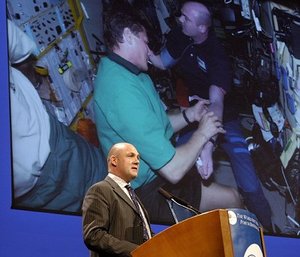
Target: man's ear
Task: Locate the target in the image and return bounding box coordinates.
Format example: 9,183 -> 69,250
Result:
111,155 -> 118,167
123,27 -> 133,45
199,24 -> 208,34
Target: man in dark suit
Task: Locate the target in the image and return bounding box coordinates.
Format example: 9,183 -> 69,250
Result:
82,142 -> 152,257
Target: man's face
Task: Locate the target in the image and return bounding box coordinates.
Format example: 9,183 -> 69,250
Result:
178,4 -> 199,37
115,144 -> 140,183
131,30 -> 150,71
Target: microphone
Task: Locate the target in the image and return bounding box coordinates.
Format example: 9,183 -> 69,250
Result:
158,187 -> 200,214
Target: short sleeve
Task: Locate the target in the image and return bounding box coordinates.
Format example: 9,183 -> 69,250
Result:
207,33 -> 232,93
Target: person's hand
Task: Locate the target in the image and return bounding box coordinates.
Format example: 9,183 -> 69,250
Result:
147,49 -> 165,70
197,111 -> 225,140
148,49 -> 155,62
197,143 -> 214,180
185,98 -> 210,122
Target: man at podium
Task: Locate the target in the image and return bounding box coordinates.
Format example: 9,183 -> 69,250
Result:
82,143 -> 153,257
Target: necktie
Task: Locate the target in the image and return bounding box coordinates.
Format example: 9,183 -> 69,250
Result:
125,185 -> 150,240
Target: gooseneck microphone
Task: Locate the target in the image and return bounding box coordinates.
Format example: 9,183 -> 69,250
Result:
158,187 -> 201,215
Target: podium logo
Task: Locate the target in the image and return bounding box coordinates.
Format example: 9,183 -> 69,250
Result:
244,243 -> 263,257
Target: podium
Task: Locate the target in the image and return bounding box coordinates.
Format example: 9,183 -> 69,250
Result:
131,209 -> 267,257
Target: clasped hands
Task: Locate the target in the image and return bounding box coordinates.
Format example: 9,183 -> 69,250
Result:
186,98 -> 225,180
186,98 -> 225,137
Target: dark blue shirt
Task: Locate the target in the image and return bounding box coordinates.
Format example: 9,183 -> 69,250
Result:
163,26 -> 237,120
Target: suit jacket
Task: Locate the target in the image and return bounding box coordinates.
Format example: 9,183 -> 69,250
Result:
82,176 -> 152,257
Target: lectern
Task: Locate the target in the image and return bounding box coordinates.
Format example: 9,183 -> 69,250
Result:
131,209 -> 266,257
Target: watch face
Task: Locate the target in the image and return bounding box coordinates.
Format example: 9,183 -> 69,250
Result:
240,116 -> 256,131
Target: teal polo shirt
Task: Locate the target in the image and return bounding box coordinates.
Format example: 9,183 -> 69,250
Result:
93,52 -> 175,188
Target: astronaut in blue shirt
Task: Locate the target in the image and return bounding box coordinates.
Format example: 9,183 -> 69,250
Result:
150,1 -> 272,230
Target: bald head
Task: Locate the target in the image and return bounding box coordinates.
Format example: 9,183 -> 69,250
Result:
179,1 -> 212,43
107,143 -> 126,162
184,1 -> 211,27
107,143 -> 140,183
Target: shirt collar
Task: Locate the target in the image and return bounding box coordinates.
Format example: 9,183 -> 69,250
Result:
107,51 -> 141,75
108,173 -> 128,189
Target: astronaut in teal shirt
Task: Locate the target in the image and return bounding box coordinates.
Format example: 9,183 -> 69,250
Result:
94,9 -> 242,224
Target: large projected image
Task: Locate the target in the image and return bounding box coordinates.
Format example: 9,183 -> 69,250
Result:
7,0 -> 300,239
